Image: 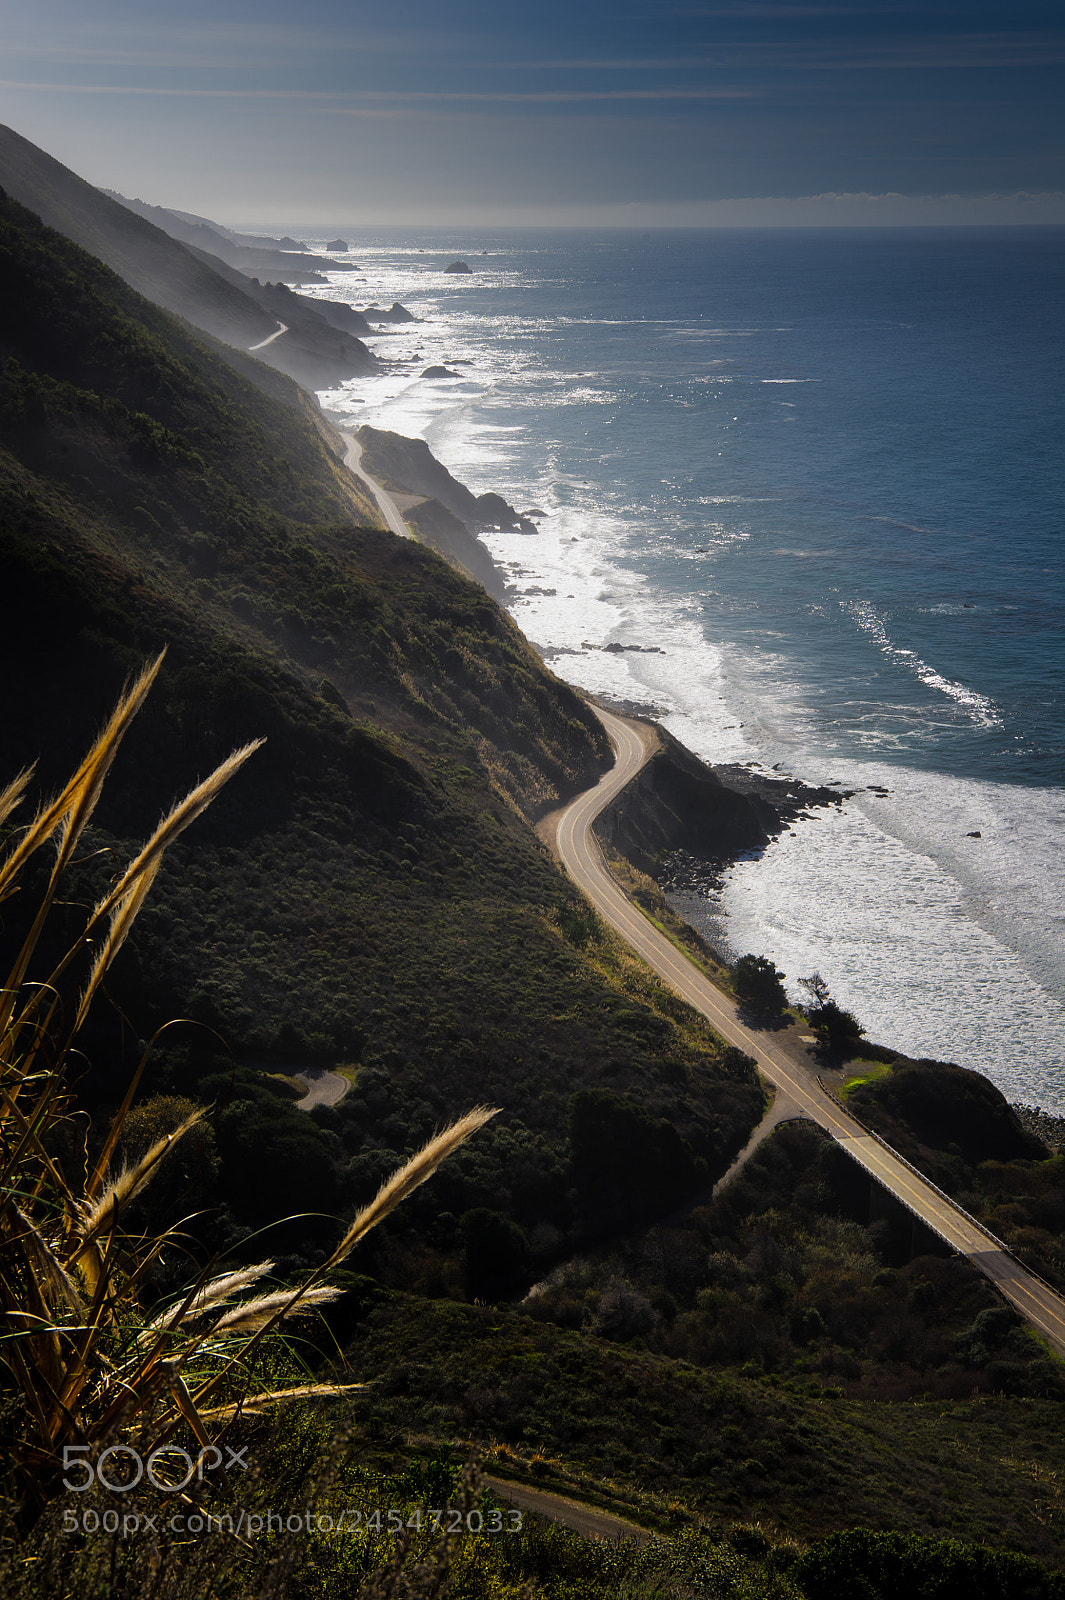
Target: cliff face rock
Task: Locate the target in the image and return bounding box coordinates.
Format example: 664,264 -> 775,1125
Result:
361,302 -> 418,323
293,294 -> 373,336
593,728 -> 779,872
352,426 -> 520,597
400,499 -> 506,600
473,492 -> 537,533
355,425 -> 535,534
596,728 -> 854,876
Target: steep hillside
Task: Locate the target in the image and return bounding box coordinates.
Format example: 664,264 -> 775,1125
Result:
104,188 -> 349,279
6,140 -> 1065,1598
357,424 -> 538,533
0,124 -> 375,391
0,185 -> 762,1270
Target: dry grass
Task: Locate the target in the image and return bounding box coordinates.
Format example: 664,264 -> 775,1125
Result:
0,659 -> 495,1515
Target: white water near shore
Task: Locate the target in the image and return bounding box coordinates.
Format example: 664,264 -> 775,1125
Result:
305,230 -> 1065,1110
479,498 -> 1065,1110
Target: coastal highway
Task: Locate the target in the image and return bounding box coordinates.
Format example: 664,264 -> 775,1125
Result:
341,431 -> 412,541
248,320 -> 288,352
554,703 -> 1065,1359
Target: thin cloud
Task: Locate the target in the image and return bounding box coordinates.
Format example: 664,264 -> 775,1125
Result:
494,58 -> 727,70
491,30 -> 1065,74
0,78 -> 760,109
0,80 -> 345,99
760,30 -> 1065,68
674,4 -> 931,14
330,87 -> 759,104
0,21 -> 458,58
0,79 -> 759,105
798,188 -> 1065,201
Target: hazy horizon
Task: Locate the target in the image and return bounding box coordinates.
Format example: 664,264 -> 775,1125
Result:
2,0 -> 1063,229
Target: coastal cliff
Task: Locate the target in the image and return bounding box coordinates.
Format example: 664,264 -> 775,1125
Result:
0,178 -> 759,1268
399,494 -> 507,599
0,123 -> 376,394
355,423 -> 537,533
592,721 -> 850,877
7,123 -> 1065,1593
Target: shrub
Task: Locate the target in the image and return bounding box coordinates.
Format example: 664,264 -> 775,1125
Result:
732,955 -> 788,1019
0,660 -> 494,1514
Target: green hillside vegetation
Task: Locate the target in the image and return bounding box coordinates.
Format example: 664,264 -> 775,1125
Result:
0,124 -> 375,391
0,190 -> 377,521
335,1279 -> 1065,1568
0,187 -> 761,1282
520,1115 -> 1061,1395
9,1425 -> 1065,1599
847,1061 -> 1065,1292
5,141 -> 1065,1596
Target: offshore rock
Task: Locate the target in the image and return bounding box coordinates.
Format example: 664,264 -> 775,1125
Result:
362,302 -> 419,323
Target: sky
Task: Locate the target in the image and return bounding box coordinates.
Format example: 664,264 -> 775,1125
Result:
2,0 -> 1064,227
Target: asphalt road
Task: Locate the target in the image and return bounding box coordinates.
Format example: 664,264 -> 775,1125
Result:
554,702 -> 1065,1359
294,1068 -> 350,1110
340,431 -> 411,541
483,1477 -> 649,1545
248,320 -> 287,352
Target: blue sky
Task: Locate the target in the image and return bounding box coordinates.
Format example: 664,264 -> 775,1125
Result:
2,0 -> 1063,225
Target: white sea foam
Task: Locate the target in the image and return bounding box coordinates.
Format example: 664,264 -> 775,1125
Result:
713,792 -> 1065,1106
311,236 -> 1065,1110
844,600 -> 1002,728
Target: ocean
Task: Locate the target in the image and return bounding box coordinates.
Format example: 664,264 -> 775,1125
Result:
295,226 -> 1065,1110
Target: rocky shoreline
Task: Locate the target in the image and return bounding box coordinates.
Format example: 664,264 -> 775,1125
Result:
657,764 -> 857,894
1013,1104 -> 1065,1150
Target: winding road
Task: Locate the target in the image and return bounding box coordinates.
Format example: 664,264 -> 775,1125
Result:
313,416 -> 1065,1358
340,431 -> 412,541
553,703 -> 1065,1359
483,1477 -> 648,1545
248,320 -> 288,352
294,1068 -> 350,1110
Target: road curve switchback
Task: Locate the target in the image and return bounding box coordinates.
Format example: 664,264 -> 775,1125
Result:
553,702 -> 1065,1359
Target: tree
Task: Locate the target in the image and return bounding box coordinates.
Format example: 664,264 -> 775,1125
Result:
567,1088 -> 704,1212
794,1527 -> 1065,1600
460,1207 -> 531,1299
798,971 -> 830,1008
732,953 -> 789,1019
809,999 -> 866,1057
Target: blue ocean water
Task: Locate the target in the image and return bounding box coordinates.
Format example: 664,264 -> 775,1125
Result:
297,227 -> 1065,1107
